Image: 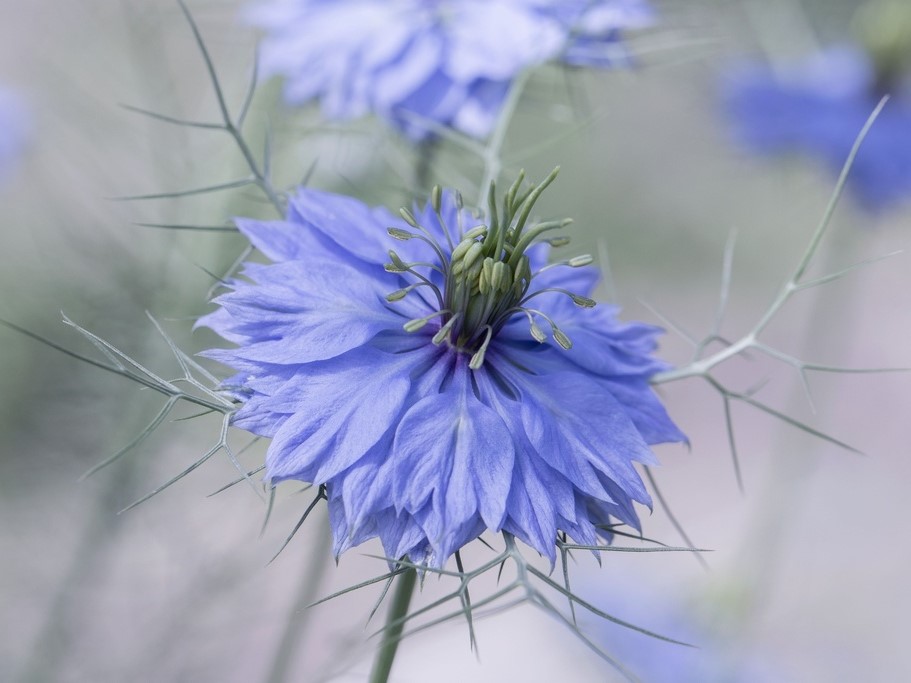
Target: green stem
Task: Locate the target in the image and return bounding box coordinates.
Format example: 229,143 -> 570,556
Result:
264,508 -> 333,683
368,567 -> 417,683
415,137 -> 439,192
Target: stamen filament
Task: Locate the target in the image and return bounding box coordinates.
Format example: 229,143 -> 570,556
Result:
404,309 -> 451,332
520,288 -> 596,308
469,326 -> 494,370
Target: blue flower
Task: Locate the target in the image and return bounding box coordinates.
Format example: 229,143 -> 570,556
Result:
199,174 -> 684,566
581,573 -> 791,683
245,0 -> 653,139
0,87 -> 28,184
722,46 -> 911,211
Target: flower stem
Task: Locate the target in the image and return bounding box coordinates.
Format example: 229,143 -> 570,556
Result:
476,69 -> 531,209
264,507 -> 333,683
368,566 -> 417,683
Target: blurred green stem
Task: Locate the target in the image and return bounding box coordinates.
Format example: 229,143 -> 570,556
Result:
368,566 -> 417,683
17,457 -> 140,683
265,507 -> 333,683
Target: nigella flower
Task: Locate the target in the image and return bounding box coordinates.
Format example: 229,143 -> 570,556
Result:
581,573 -> 791,683
199,172 -> 684,566
722,46 -> 911,211
245,0 -> 654,140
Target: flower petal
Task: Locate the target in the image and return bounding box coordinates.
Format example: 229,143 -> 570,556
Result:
265,347 -> 415,484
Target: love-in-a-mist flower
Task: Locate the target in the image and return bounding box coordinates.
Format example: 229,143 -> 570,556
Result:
200,171 -> 684,566
581,573 -> 790,683
245,0 -> 654,139
722,4 -> 911,211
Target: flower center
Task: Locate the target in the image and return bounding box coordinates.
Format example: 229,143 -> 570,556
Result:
384,169 -> 597,369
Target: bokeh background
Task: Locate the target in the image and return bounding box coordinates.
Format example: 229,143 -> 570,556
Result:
1,1 -> 909,681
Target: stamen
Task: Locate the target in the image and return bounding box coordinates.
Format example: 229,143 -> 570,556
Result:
388,227 -> 415,240
469,326 -> 494,370
386,281 -> 437,303
385,250 -> 408,272
533,254 -> 593,277
570,294 -> 596,308
520,288 -> 597,309
431,185 -> 442,214
521,310 -> 547,343
455,191 -> 465,239
553,328 -> 573,350
568,254 -> 593,267
399,207 -> 420,228
388,225 -> 449,267
403,310 -> 450,332
432,313 -> 461,345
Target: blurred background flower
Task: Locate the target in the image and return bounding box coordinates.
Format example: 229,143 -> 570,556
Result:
722,0 -> 911,212
246,0 -> 654,139
576,570 -> 790,683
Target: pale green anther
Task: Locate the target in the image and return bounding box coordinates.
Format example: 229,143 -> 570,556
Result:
529,321 -> 547,343
388,227 -> 413,241
432,314 -> 460,345
568,254 -> 593,267
547,236 -> 571,248
450,238 -> 475,264
462,225 -> 487,241
469,347 -> 487,370
431,185 -> 443,214
387,250 -> 408,270
403,318 -> 429,332
490,260 -> 509,294
571,294 -> 597,308
384,263 -> 406,273
462,259 -> 484,292
479,258 -> 493,296
553,329 -> 573,350
468,327 -> 493,370
513,255 -> 531,286
399,207 -> 419,227
461,242 -> 484,272
386,289 -> 408,302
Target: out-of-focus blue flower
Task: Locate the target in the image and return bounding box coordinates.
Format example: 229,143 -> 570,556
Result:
722,46 -> 911,211
585,575 -> 790,683
246,0 -> 653,139
0,87 -> 28,184
199,177 -> 683,566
